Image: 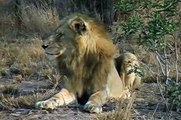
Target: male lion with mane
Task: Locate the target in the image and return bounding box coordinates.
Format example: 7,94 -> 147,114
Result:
35,13 -> 140,113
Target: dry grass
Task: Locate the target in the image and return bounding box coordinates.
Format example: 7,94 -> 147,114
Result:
0,39 -> 54,110
0,94 -> 36,110
0,2 -> 63,110
2,85 -> 20,95
19,0 -> 59,35
0,1 -> 59,81
0,88 -> 57,111
0,0 -> 59,38
98,93 -> 135,120
0,38 -> 48,77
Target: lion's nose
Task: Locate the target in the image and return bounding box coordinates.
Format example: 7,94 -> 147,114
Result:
42,45 -> 48,49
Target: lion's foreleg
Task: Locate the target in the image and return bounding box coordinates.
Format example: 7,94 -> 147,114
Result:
126,73 -> 135,89
120,72 -> 126,87
133,75 -> 141,90
84,90 -> 107,113
35,88 -> 76,109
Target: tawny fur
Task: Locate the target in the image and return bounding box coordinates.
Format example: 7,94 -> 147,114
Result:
116,52 -> 141,90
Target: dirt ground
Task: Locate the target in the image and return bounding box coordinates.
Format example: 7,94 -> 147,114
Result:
0,79 -> 181,120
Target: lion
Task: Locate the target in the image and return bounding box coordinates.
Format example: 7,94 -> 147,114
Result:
35,13 -> 139,113
116,52 -> 142,91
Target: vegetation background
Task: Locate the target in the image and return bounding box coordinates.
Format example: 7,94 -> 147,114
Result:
0,0 -> 181,119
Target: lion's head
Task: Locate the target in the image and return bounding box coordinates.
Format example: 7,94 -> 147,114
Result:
42,14 -> 116,61
121,52 -> 139,74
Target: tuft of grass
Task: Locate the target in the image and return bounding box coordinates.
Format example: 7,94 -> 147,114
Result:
19,0 -> 60,36
0,37 -> 51,78
0,94 -> 37,110
2,85 -> 20,95
0,0 -> 60,38
0,84 -> 58,111
98,93 -> 135,120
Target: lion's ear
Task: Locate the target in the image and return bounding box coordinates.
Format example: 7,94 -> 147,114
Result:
69,17 -> 87,34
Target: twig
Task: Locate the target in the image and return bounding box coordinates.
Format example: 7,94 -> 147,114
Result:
173,33 -> 179,83
155,51 -> 165,76
151,103 -> 160,119
155,50 -> 170,112
156,76 -> 169,112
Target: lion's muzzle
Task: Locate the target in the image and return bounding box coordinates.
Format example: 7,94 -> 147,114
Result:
42,44 -> 48,49
42,44 -> 66,60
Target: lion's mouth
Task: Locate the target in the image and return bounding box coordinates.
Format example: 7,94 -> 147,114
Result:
45,47 -> 66,60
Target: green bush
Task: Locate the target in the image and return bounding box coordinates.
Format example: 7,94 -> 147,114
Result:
140,12 -> 176,49
115,0 -> 179,44
167,81 -> 181,111
115,0 -> 181,110
121,14 -> 143,36
115,0 -> 140,13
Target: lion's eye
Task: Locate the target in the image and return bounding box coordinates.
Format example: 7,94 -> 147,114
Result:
56,33 -> 64,39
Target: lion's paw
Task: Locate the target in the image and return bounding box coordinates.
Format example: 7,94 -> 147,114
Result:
35,100 -> 57,110
84,101 -> 102,113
